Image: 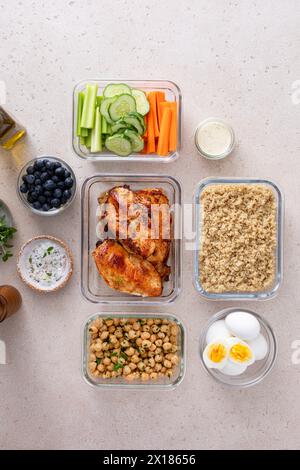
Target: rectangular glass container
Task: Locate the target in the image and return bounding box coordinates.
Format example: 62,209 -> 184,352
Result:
81,174 -> 182,305
194,177 -> 284,300
73,79 -> 181,162
82,312 -> 186,390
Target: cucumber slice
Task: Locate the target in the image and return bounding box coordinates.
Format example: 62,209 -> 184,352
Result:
111,121 -> 131,134
105,134 -> 132,157
131,89 -> 150,116
100,97 -> 116,124
123,116 -> 144,135
103,83 -> 132,98
124,129 -> 144,153
127,112 -> 146,132
109,94 -> 136,121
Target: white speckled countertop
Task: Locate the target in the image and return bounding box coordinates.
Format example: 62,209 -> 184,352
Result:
0,0 -> 300,450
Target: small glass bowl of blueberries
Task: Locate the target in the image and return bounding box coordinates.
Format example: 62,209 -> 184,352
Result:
17,156 -> 76,215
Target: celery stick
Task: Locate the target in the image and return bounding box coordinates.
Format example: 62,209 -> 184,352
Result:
76,92 -> 85,136
80,83 -> 98,129
97,96 -> 103,107
80,127 -> 88,137
86,129 -> 92,148
102,115 -> 108,134
80,136 -> 86,146
91,107 -> 102,153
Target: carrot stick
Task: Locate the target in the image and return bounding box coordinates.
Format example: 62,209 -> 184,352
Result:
157,107 -> 172,156
156,91 -> 165,128
148,92 -> 159,138
143,113 -> 148,139
168,102 -> 177,152
146,93 -> 156,153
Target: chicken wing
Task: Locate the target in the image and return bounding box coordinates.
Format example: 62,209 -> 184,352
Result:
92,240 -> 163,297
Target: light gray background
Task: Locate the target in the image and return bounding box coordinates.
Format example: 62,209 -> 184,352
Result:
0,0 -> 299,450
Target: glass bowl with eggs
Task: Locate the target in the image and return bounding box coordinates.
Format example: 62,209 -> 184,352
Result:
199,308 -> 277,387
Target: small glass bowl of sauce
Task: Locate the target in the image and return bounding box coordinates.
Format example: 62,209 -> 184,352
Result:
195,118 -> 235,160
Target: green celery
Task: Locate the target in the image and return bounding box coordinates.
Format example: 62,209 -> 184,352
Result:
91,107 -> 102,153
97,96 -> 103,107
80,83 -> 98,129
102,115 -> 108,134
86,129 -> 92,148
80,127 -> 88,137
76,92 -> 85,136
80,136 -> 86,146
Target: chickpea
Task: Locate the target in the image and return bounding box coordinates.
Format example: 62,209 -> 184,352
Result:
95,351 -> 103,358
141,331 -> 150,340
171,325 -> 178,336
155,354 -> 163,363
162,319 -> 169,325
149,357 -> 155,368
120,319 -> 127,325
129,362 -> 137,371
155,347 -> 162,354
89,353 -> 96,362
120,339 -> 130,348
160,324 -> 169,333
145,366 -> 152,373
110,335 -> 117,344
163,342 -> 172,351
154,319 -> 162,325
89,362 -> 97,372
136,338 -> 142,347
139,347 -> 146,355
157,332 -> 165,339
101,324 -> 108,331
108,325 -> 115,333
100,331 -> 109,340
123,365 -> 131,376
166,369 -> 173,378
148,351 -> 155,357
103,357 -> 111,366
152,325 -> 160,333
111,371 -> 117,377
105,319 -> 114,327
155,339 -> 163,347
102,342 -> 109,351
163,359 -> 172,369
150,372 -> 158,380
89,325 -> 98,334
142,339 -> 151,349
133,322 -> 140,331
111,355 -> 118,364
147,319 -> 154,326
137,361 -> 145,371
125,347 -> 135,357
97,364 -> 105,372
155,363 -> 162,372
163,336 -> 170,343
141,373 -> 149,381
150,334 -> 156,343
128,329 -> 136,339
94,343 -> 102,352
161,367 -> 167,373
149,343 -> 156,352
131,354 -> 139,364
125,373 -> 135,381
115,329 -> 123,339
142,325 -> 150,332
113,318 -> 120,326
169,336 -> 176,344
171,345 -> 178,353
94,318 -> 102,328
119,357 -> 126,365
124,324 -> 131,332
103,371 -> 111,379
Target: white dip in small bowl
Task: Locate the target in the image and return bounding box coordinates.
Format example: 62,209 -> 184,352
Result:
195,118 -> 235,160
17,236 -> 73,292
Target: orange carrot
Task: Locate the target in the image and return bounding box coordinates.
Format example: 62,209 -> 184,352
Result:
143,113 -> 148,139
157,107 -> 172,156
148,92 -> 159,138
168,102 -> 177,151
146,93 -> 156,153
156,91 -> 165,128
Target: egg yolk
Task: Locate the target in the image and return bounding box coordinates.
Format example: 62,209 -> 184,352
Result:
208,343 -> 227,363
229,343 -> 252,363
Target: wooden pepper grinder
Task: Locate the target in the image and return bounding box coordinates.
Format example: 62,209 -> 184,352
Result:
0,285 -> 22,322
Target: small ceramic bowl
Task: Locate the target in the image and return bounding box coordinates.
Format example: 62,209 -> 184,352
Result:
17,235 -> 73,293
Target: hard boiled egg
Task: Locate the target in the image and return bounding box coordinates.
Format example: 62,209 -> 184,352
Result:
225,311 -> 260,341
247,334 -> 268,360
206,320 -> 231,344
203,340 -> 228,370
220,360 -> 248,376
226,337 -> 255,366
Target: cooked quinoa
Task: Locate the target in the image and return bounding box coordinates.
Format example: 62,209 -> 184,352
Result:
199,184 -> 277,293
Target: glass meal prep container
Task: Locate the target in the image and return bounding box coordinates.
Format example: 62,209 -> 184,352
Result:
82,312 -> 186,390
72,79 -> 181,162
81,174 -> 182,305
194,177 -> 284,300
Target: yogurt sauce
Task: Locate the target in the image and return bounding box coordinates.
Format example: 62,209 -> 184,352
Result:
195,119 -> 235,159
19,238 -> 72,291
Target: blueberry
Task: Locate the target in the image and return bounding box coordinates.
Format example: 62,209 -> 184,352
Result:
44,180 -> 56,191
64,177 -> 73,189
43,159 -> 50,166
53,161 -> 62,170
27,194 -> 34,203
57,181 -> 65,190
64,169 -> 71,179
25,174 -> 35,185
30,191 -> 38,201
52,175 -> 59,183
33,201 -> 42,210
62,189 -> 72,201
35,160 -> 44,170
46,161 -> 54,170
51,198 -> 61,208
53,188 -> 62,199
22,175 -> 27,183
26,166 -> 34,175
20,183 -> 28,193
35,178 -> 41,185
38,195 -> 46,204
42,203 -> 50,212
44,190 -> 52,198
55,167 -> 64,178
34,171 -> 41,178
40,172 -> 48,182
35,185 -> 43,195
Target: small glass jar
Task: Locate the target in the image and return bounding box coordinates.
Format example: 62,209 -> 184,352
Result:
195,118 -> 235,160
0,107 -> 26,150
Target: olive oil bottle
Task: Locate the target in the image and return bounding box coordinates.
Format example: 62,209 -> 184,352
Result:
0,107 -> 26,150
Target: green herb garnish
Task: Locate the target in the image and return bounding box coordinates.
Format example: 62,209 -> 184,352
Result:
96,358 -> 101,365
120,352 -> 128,361
110,352 -> 118,357
113,362 -> 124,371
0,216 -> 17,262
47,246 -> 54,254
